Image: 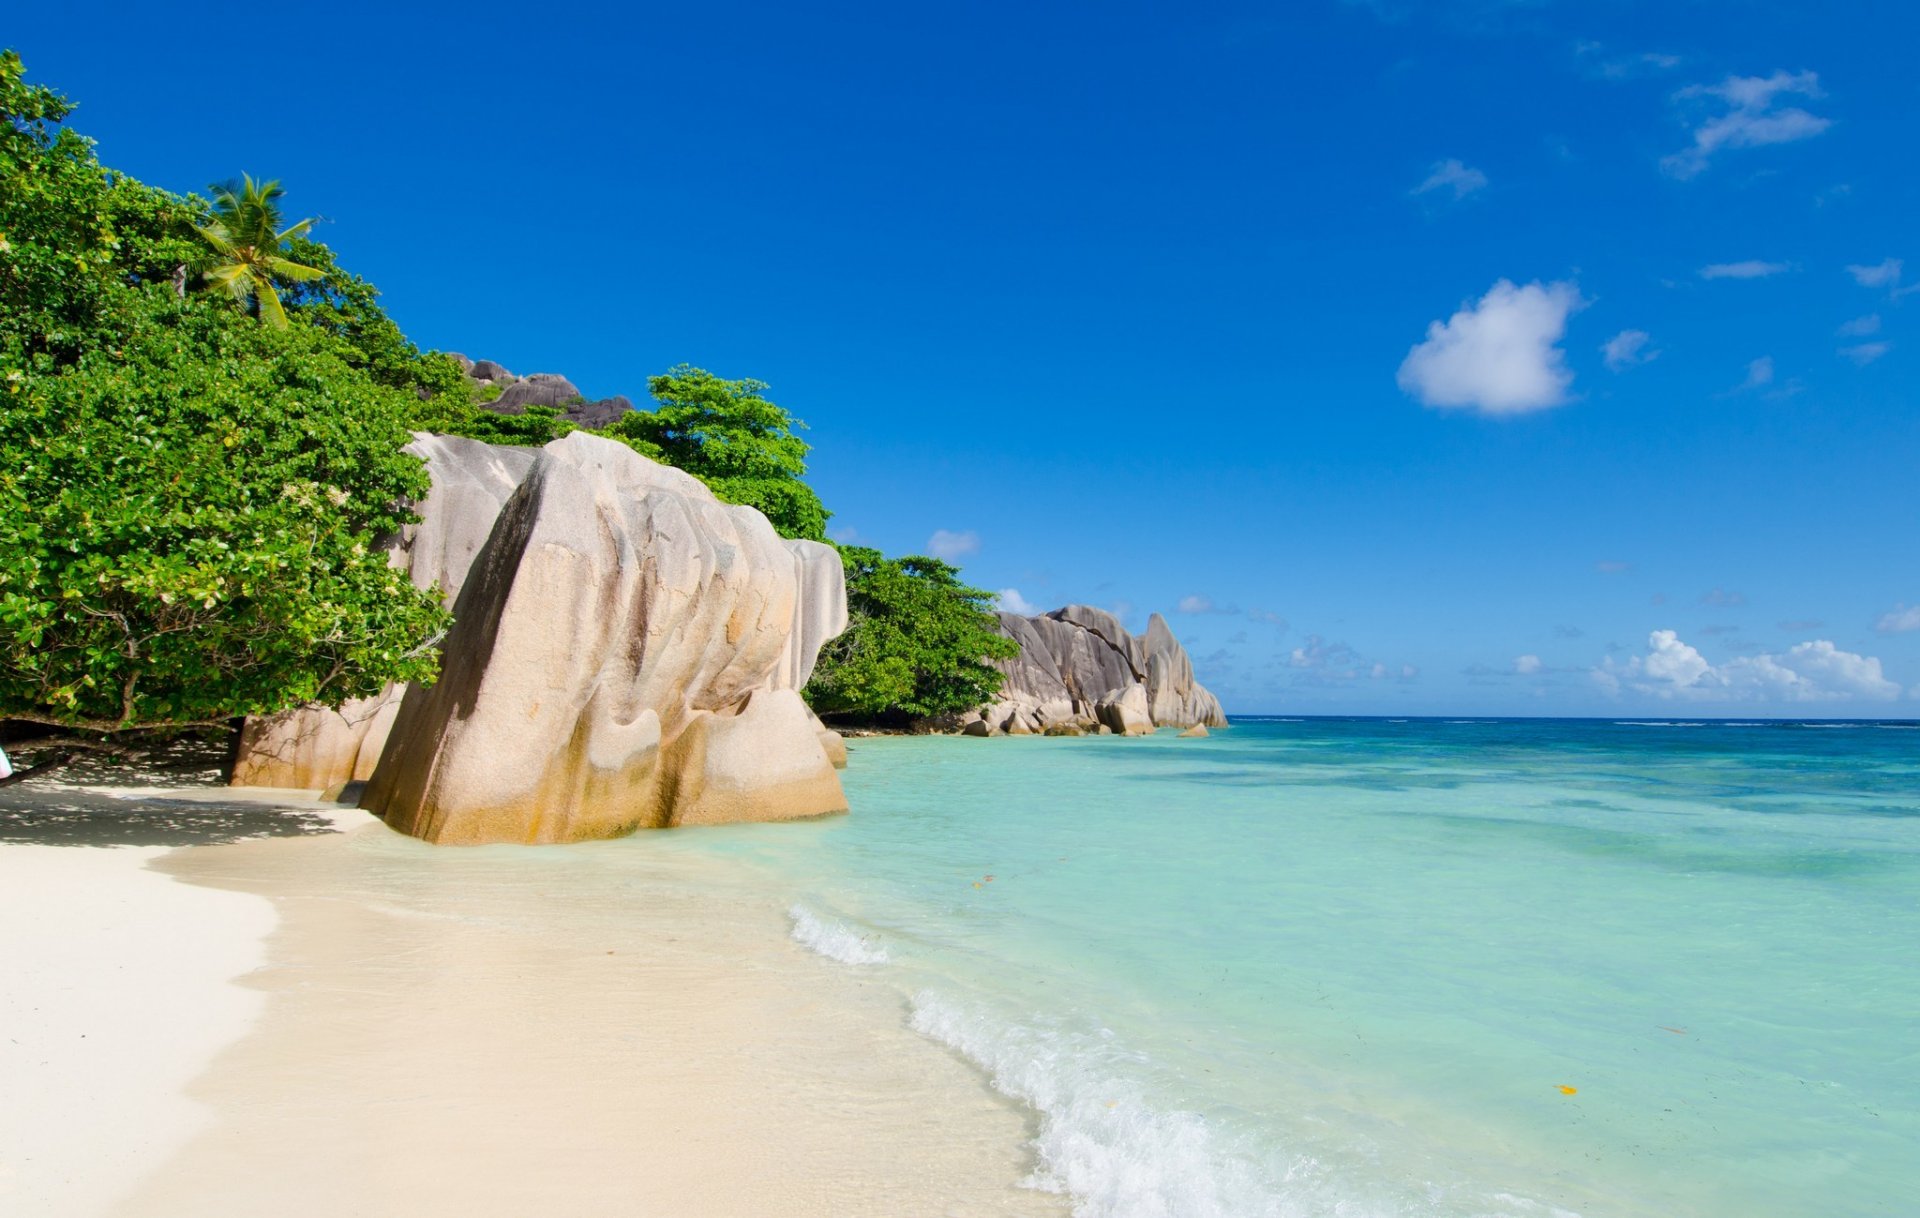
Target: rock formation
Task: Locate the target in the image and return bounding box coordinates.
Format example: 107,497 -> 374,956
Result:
967,606 -> 1227,736
229,434 -> 538,789
490,372 -> 635,429
447,356 -> 636,428
359,432 -> 849,844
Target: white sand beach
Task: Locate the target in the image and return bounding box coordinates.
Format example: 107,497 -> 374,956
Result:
0,781 -> 1064,1218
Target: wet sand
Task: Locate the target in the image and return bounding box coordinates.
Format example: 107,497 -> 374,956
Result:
23,797 -> 1063,1217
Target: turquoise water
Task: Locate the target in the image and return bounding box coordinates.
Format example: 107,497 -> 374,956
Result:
651,718 -> 1920,1217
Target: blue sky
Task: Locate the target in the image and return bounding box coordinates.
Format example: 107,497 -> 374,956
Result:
13,1 -> 1917,715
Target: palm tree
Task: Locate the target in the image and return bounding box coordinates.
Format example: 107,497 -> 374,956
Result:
196,175 -> 323,328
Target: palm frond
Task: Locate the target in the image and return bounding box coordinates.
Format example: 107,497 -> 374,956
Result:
196,222 -> 238,255
202,262 -> 256,305
255,282 -> 290,329
265,256 -> 326,282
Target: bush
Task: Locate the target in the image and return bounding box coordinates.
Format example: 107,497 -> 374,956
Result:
805,546 -> 1015,723
0,51 -> 448,733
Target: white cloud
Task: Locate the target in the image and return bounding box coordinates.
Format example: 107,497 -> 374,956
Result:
1167,595 -> 1244,614
1841,342 -> 1891,366
1663,70 -> 1831,179
1398,279 -> 1584,416
1877,605 -> 1920,633
1847,259 -> 1903,289
924,529 -> 979,561
1595,630 -> 1899,702
994,588 -> 1040,615
1737,357 -> 1775,390
1247,608 -> 1288,629
1838,314 -> 1881,337
1700,260 -> 1790,280
1414,158 -> 1489,200
1601,329 -> 1657,371
1582,45 -> 1683,80
829,524 -> 862,543
1514,654 -> 1543,675
1291,635 -> 1355,670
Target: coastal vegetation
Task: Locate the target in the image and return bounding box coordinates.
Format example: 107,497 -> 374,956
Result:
0,50 -> 1006,758
805,548 -> 1018,725
601,367 -> 830,542
0,52 -> 447,735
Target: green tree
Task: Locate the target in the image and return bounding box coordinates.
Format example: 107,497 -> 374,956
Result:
0,51 -> 449,736
600,365 -> 829,540
279,235 -> 467,401
196,174 -> 324,328
804,547 -> 1015,724
0,50 -> 201,368
0,296 -> 450,733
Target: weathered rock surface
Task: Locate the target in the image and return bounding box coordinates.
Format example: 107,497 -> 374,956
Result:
478,370 -> 636,429
978,606 -> 1227,736
1179,724 -> 1210,738
465,357 -> 514,384
359,432 -> 849,844
229,435 -> 539,789
490,372 -> 579,411
1096,682 -> 1155,736
817,729 -> 849,769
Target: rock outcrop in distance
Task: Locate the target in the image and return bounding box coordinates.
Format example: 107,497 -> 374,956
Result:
450,355 -> 635,429
966,606 -> 1228,737
234,432 -> 850,846
359,432 -> 849,844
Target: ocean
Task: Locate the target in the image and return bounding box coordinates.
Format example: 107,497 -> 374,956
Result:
648,717 -> 1920,1218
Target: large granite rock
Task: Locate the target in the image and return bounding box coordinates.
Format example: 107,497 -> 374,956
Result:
484,371 -> 635,429
359,433 -> 849,844
1096,682 -> 1155,737
229,435 -> 539,789
978,606 -> 1226,736
466,358 -> 514,384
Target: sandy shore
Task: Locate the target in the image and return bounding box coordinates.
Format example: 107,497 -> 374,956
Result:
1,781 -> 1066,1218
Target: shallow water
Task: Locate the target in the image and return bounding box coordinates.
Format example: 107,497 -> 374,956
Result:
645,717 -> 1920,1218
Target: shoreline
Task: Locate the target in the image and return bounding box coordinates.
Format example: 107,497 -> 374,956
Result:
2,782 -> 1067,1217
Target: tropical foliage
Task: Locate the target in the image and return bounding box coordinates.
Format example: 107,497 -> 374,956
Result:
0,53 -> 450,733
805,547 -> 1017,723
602,366 -> 829,541
196,175 -> 324,328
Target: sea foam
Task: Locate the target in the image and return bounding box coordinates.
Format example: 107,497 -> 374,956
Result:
908,991 -> 1313,1218
787,903 -> 889,965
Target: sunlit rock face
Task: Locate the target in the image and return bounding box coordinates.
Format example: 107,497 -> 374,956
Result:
973,606 -> 1227,736
229,435 -> 538,790
360,433 -> 849,844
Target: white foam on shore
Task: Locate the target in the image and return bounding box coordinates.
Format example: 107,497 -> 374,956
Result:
908,990 -> 1305,1218
0,844 -> 276,1217
906,991 -> 1589,1218
787,903 -> 889,965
